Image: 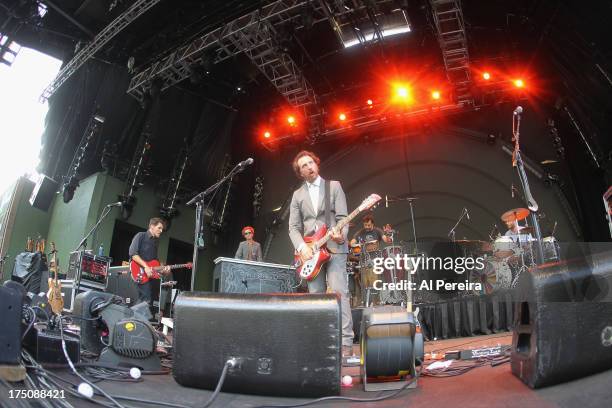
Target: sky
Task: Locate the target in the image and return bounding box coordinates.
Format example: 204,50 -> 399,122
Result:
0,45 -> 62,195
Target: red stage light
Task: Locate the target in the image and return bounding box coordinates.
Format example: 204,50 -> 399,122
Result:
483,72 -> 491,80
513,78 -> 525,88
391,82 -> 413,104
431,90 -> 441,100
263,131 -> 271,138
366,99 -> 373,106
287,115 -> 295,125
338,113 -> 347,121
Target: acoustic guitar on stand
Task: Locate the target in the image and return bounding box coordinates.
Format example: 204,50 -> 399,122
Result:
294,194 -> 381,281
129,259 -> 192,284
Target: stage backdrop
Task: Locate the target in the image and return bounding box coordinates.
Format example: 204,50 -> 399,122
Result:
256,128 -> 580,265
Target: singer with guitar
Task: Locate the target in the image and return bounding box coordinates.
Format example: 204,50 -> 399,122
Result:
128,217 -> 171,309
288,151 -> 355,357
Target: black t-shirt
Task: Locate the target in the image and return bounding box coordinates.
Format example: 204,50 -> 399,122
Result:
353,227 -> 385,243
128,231 -> 159,262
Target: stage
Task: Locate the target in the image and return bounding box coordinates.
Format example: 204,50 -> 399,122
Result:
30,333 -> 611,408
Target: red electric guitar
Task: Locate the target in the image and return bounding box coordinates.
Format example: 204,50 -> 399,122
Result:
294,194 -> 381,281
130,259 -> 193,284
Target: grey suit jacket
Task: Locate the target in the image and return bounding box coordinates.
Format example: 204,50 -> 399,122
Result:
235,241 -> 262,261
288,178 -> 349,254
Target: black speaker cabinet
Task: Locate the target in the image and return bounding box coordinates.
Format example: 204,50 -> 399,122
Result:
29,175 -> 58,211
105,267 -> 138,305
173,292 -> 341,397
511,247 -> 612,388
0,285 -> 23,364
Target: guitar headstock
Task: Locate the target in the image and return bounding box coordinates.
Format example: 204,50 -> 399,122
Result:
358,194 -> 382,212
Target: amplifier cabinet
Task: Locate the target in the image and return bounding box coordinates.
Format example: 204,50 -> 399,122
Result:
212,257 -> 297,293
173,292 -> 341,397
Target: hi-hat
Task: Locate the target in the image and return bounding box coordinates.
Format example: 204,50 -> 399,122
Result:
501,208 -> 530,222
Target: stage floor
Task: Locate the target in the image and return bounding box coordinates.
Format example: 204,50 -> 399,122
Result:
45,333 -> 612,408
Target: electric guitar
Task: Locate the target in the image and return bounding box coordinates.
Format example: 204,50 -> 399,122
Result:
294,194 -> 381,281
47,242 -> 64,314
129,259 -> 192,284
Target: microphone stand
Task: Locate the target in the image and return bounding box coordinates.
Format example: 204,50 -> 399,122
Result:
388,196 -> 419,254
512,110 -> 545,264
186,161 -> 249,292
448,208 -> 468,243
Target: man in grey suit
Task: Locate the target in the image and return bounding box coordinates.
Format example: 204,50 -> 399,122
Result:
235,226 -> 262,261
288,150 -> 354,356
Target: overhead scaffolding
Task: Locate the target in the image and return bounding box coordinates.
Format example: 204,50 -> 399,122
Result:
430,0 -> 473,105
40,0 -> 163,101
126,0 -> 327,114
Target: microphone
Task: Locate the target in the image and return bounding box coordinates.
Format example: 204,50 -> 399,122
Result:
513,106 -> 523,115
238,158 -> 254,167
385,195 -> 388,208
107,202 -> 123,207
464,208 -> 470,220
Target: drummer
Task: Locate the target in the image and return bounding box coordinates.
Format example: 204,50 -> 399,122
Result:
504,218 -> 533,242
350,214 -> 392,247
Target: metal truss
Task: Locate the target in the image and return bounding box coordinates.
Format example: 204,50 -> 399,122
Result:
127,0 -> 326,111
430,0 -> 472,104
41,0 -> 162,101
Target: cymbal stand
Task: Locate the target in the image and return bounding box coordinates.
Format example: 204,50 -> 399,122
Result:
512,107 -> 545,265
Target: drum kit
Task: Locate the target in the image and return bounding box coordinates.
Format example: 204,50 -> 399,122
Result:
462,207 -> 561,295
347,227 -> 415,307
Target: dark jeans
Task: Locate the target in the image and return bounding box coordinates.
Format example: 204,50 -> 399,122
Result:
137,281 -> 153,306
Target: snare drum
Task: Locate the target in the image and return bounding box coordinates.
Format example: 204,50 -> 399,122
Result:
542,236 -> 560,261
493,236 -> 518,260
364,240 -> 380,252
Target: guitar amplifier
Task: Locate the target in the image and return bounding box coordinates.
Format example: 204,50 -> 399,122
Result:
67,251 -> 111,285
212,257 -> 297,293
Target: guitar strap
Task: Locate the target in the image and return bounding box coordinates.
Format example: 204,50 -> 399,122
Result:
325,180 -> 331,228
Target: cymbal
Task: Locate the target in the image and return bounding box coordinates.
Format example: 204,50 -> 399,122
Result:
517,226 -> 534,234
455,240 -> 490,249
501,208 -> 530,222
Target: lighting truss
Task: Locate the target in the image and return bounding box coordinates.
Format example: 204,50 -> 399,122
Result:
430,0 -> 472,105
127,0 -> 328,112
40,0 -> 163,101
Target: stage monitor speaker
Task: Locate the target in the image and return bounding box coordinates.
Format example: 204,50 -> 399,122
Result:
173,292 -> 341,398
511,247 -> 612,388
0,284 -> 23,364
29,175 -> 58,211
360,306 -> 418,391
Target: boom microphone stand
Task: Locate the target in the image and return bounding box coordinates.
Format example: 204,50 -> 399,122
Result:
511,107 -> 544,264
186,158 -> 253,291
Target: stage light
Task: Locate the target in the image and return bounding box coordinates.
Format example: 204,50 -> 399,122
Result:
263,130 -> 271,139
483,72 -> 491,80
513,78 -> 525,88
431,90 -> 441,100
391,82 -> 413,104
338,113 -> 347,121
367,99 -> 373,106
287,115 -> 296,125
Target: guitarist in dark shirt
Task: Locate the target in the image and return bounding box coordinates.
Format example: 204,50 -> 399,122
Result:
129,217 -> 170,307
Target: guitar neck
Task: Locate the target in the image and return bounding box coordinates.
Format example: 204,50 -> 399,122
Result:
151,263 -> 189,271
315,206 -> 363,248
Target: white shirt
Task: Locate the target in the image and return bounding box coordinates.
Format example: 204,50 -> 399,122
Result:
297,176 -> 321,253
306,176 -> 321,214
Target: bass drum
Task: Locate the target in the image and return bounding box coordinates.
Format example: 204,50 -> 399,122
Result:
471,257 -> 513,295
